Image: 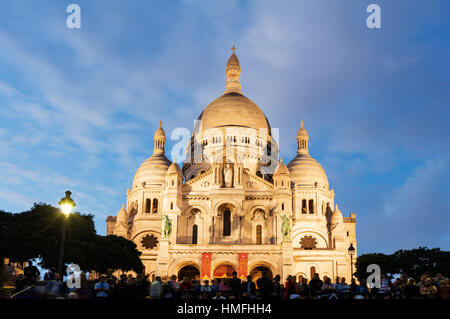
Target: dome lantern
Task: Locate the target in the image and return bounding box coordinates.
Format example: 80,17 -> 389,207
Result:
154,121 -> 166,155
225,46 -> 242,94
296,120 -> 309,155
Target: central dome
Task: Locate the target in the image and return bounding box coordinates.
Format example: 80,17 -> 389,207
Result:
197,92 -> 271,133
194,48 -> 271,135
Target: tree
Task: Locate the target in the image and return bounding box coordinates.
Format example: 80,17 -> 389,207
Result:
355,247 -> 450,281
392,247 -> 450,281
355,253 -> 394,280
0,204 -> 143,274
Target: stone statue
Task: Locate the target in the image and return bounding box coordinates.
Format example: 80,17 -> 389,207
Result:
281,214 -> 291,241
223,163 -> 233,188
162,215 -> 172,239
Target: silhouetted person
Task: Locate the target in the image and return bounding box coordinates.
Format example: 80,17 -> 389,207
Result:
309,273 -> 323,296
241,275 -> 256,299
23,261 -> 40,285
257,271 -> 273,298
229,271 -> 241,297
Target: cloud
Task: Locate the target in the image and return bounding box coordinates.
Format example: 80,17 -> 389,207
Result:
358,157 -> 450,252
0,1 -> 448,249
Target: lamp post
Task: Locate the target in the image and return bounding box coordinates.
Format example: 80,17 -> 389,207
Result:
348,243 -> 355,280
58,191 -> 76,281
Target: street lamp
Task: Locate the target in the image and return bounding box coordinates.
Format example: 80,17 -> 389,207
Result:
58,191 -> 76,280
348,243 -> 356,280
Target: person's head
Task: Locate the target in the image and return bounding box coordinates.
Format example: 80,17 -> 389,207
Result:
67,292 -> 79,299
120,274 -> 127,281
292,275 -> 297,282
232,271 -> 237,278
27,260 -> 33,266
302,277 -> 307,284
100,275 -> 106,282
335,276 -> 340,283
341,277 -> 346,284
275,274 -> 280,282
313,273 -> 319,280
424,278 -> 432,287
155,276 -> 161,282
286,275 -> 292,282
262,270 -> 268,278
359,278 -> 366,286
51,267 -> 56,273
325,277 -> 331,284
408,278 -> 415,285
247,275 -> 252,282
351,278 -> 356,284
435,273 -> 443,281
171,275 -> 177,281
400,274 -> 408,282
203,280 -> 209,286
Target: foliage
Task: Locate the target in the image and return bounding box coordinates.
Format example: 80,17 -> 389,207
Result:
0,204 -> 143,274
355,252 -> 394,280
355,247 -> 450,281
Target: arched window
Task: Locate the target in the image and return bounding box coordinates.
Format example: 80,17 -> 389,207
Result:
223,209 -> 231,236
145,199 -> 151,213
301,199 -> 307,214
192,225 -> 198,244
281,203 -> 285,211
310,266 -> 316,279
170,202 -> 173,210
309,199 -> 314,214
152,199 -> 158,214
256,225 -> 262,244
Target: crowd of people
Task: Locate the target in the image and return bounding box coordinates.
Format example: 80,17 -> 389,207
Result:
6,261 -> 450,300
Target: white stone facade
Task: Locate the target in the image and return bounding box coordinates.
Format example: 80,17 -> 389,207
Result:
106,50 -> 357,283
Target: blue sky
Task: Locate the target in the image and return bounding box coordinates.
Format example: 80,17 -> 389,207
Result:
0,0 -> 449,254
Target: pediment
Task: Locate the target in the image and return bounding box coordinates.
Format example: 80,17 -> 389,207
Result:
243,169 -> 274,191
182,169 -> 214,191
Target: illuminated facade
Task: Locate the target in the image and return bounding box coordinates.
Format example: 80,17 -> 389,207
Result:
106,49 -> 357,282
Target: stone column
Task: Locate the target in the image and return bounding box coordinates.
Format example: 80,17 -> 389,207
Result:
281,240 -> 293,280
155,239 -> 170,276
211,215 -> 215,243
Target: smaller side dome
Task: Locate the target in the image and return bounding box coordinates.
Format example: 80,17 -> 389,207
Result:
132,121 -> 171,188
331,204 -> 344,225
274,157 -> 290,176
117,204 -> 128,223
167,158 -> 182,175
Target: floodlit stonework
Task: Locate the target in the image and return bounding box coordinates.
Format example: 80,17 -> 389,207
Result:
106,49 -> 357,282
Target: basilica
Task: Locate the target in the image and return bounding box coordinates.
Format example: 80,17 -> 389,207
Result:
106,49 -> 357,282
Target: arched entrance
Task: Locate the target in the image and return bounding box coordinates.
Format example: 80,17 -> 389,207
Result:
213,264 -> 236,279
249,266 -> 273,286
178,265 -> 200,281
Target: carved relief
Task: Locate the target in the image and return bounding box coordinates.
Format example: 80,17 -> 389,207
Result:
141,234 -> 159,249
300,235 -> 317,249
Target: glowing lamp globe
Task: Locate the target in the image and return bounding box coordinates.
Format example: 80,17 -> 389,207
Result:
59,191 -> 76,216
